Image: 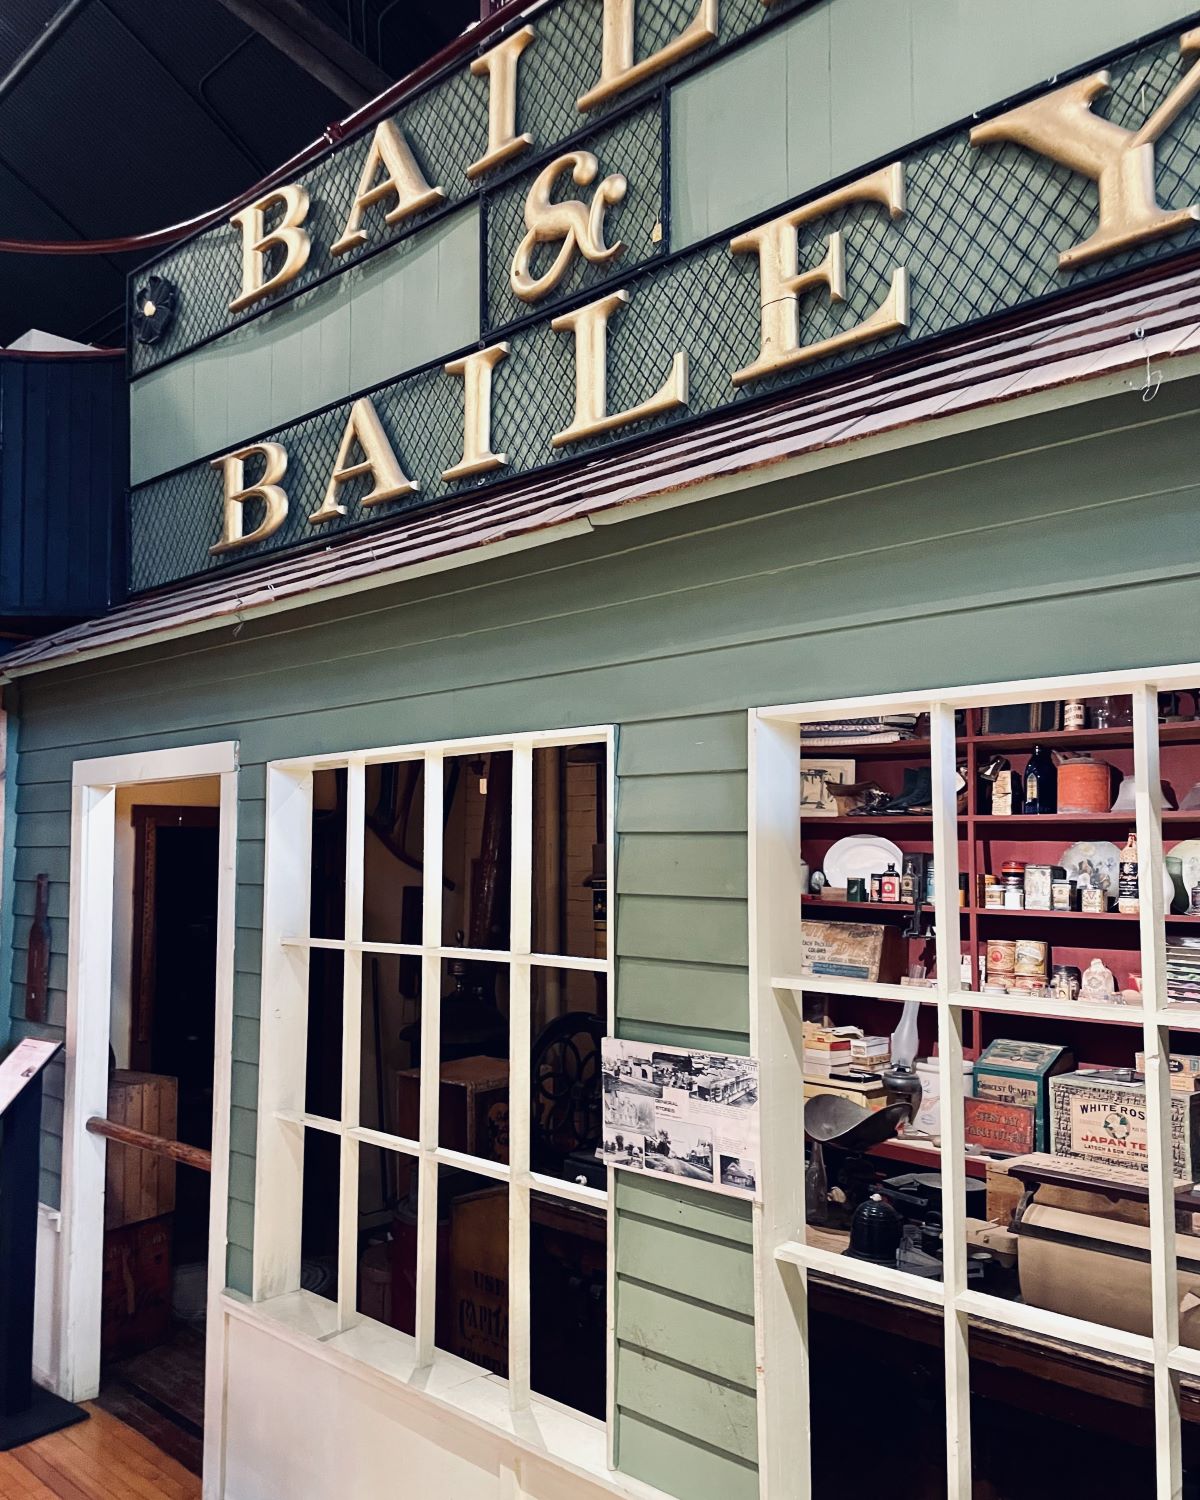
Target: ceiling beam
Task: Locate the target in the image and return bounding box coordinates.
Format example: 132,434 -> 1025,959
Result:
0,0 -> 91,109
211,0 -> 393,107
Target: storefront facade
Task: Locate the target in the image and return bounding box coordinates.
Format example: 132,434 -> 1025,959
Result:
6,3 -> 1200,1497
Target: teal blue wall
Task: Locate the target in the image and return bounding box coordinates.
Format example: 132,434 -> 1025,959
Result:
9,376 -> 1200,1496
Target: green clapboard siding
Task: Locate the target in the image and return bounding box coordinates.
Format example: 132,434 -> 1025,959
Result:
13,377 -> 1200,1494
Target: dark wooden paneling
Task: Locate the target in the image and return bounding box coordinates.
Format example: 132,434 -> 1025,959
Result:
0,352 -> 125,621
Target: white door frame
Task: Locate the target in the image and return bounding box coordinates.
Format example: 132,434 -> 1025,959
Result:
59,741 -> 239,1499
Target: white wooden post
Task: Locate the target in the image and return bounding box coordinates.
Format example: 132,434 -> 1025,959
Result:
508,740 -> 534,1411
1133,684 -> 1182,1500
60,782 -> 116,1401
338,762 -> 366,1330
254,767 -> 314,1300
202,767 -> 239,1500
415,753 -> 444,1366
930,702 -> 971,1497
749,713 -> 809,1500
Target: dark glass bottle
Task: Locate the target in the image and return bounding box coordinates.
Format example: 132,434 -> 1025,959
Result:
1023,743 -> 1057,814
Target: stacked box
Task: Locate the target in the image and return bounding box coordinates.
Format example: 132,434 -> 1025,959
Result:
973,1039 -> 1072,1153
1050,1071 -> 1200,1181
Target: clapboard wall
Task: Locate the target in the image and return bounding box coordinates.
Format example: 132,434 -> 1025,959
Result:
9,374 -> 1200,1498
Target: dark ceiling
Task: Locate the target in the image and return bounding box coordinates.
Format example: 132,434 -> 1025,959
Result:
0,0 -> 481,347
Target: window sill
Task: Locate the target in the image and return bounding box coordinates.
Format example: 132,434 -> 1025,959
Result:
220,1289 -> 671,1500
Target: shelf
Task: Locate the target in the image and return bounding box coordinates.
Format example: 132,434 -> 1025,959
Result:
799,738 -> 931,760
866,1137 -> 991,1179
773,974 -> 938,1004
971,905 -> 1200,924
802,896 -> 935,914
972,722 -> 1200,753
972,812 -> 1200,830
801,814 -> 960,828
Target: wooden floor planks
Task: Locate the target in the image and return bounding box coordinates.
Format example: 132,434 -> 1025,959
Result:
0,1406 -> 200,1500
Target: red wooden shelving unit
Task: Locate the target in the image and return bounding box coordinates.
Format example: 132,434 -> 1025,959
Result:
799,697 -> 1200,1118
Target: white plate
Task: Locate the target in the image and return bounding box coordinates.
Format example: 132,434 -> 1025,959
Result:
1061,839 -> 1174,905
1060,840 -> 1121,895
823,834 -> 905,890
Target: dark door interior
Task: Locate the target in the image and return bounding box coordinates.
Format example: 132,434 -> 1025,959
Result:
98,806 -> 219,1476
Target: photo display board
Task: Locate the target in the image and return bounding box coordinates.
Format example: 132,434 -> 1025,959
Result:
600,1038 -> 760,1201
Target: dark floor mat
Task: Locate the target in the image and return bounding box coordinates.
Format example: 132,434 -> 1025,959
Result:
97,1321 -> 205,1477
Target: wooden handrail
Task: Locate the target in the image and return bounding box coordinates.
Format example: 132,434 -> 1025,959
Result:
85,1116 -> 212,1173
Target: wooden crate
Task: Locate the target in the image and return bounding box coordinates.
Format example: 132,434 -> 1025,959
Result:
394,1056 -> 509,1162
445,1186 -> 509,1375
101,1213 -> 172,1361
105,1071 -> 178,1230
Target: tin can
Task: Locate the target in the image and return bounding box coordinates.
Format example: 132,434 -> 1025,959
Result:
987,939 -> 1017,975
1051,880 -> 1075,911
1057,756 -> 1112,815
1015,939 -> 1049,976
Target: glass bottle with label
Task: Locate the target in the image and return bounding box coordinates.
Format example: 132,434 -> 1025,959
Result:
1117,830 -> 1140,916
1023,744 -> 1057,814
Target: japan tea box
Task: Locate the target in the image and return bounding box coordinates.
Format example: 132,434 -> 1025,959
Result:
1050,1069 -> 1200,1181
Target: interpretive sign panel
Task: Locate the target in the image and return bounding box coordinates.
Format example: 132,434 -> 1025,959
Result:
599,1037 -> 760,1200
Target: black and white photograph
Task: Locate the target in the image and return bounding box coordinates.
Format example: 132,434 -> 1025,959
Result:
606,1091 -> 657,1135
601,1133 -> 644,1169
642,1122 -> 714,1182
719,1156 -> 757,1193
687,1056 -> 758,1109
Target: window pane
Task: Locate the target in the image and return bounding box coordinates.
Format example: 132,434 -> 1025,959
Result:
531,1191 -> 605,1418
360,952 -> 422,1142
970,1322 -> 1154,1496
305,949 -> 343,1120
363,759 -> 425,945
301,1129 -> 339,1304
532,967 -> 605,1185
311,768 -> 347,940
436,1168 -> 508,1378
357,1142 -> 418,1337
532,744 -> 607,959
437,957 -> 509,1159
442,751 -> 513,950
810,1283 -> 945,1496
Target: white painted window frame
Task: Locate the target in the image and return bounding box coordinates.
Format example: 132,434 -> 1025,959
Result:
750,663 -> 1200,1500
254,725 -> 616,1440
60,740 -> 239,1500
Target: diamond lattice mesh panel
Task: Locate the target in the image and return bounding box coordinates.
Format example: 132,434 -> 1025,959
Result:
128,0 -> 803,374
483,101 -> 666,332
131,26 -> 1200,590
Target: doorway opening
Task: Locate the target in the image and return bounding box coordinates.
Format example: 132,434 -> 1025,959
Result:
93,780 -> 221,1476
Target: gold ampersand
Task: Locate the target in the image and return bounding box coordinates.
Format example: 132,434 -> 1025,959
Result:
510,150 -> 627,303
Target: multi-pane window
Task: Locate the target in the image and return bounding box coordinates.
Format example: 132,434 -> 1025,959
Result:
257,729 -> 612,1422
752,670 -> 1200,1498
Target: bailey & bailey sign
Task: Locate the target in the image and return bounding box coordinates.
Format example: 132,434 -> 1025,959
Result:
128,7 -> 1200,591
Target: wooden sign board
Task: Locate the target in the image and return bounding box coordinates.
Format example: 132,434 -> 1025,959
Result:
0,1040 -> 61,1118
964,1095 -> 1037,1156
